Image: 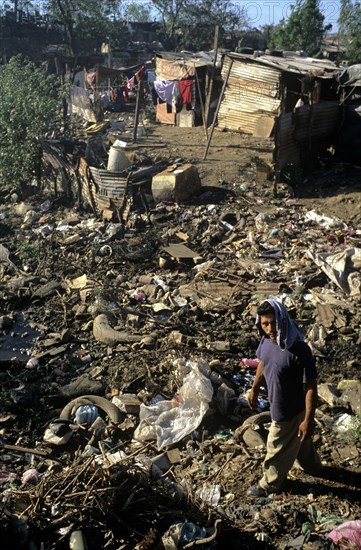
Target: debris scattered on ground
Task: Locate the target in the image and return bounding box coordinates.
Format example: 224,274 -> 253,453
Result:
0,112 -> 360,549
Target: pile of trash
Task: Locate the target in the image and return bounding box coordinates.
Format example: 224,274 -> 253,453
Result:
0,117 -> 360,549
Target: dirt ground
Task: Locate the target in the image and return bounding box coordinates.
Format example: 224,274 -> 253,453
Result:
0,116 -> 360,550
140,123 -> 361,224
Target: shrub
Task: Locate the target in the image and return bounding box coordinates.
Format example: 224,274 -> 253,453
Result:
0,55 -> 67,192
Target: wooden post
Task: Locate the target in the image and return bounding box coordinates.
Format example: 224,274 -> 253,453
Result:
204,24 -> 219,127
107,37 -> 111,94
203,58 -> 233,161
133,83 -> 141,142
194,66 -> 208,139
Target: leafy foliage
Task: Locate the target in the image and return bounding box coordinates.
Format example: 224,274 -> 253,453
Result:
150,0 -> 185,48
151,0 -> 249,50
124,2 -> 153,22
42,0 -> 248,52
17,241 -> 42,263
0,55 -> 66,191
338,0 -> 361,62
177,0 -> 249,51
45,0 -> 128,51
269,0 -> 331,56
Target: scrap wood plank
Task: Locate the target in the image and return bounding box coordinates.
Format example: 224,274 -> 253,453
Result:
253,116 -> 275,138
163,243 -> 202,261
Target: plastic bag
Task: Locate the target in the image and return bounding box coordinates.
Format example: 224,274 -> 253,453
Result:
198,484 -> 221,507
162,521 -> 215,550
327,520 -> 361,547
137,361 -> 213,450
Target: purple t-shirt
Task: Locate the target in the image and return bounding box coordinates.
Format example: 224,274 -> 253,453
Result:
256,336 -> 317,421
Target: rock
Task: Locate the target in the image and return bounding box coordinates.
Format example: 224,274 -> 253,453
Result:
318,383 -> 340,407
340,382 -> 361,415
337,379 -> 360,392
206,340 -> 230,352
112,394 -> 141,414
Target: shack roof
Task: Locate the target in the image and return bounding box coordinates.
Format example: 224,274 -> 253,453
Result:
155,51 -> 218,80
155,51 -> 218,68
338,64 -> 361,87
225,52 -> 341,78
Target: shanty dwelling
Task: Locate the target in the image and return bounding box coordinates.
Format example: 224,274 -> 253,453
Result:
154,51 -> 221,127
217,52 -> 342,179
336,64 -> 361,166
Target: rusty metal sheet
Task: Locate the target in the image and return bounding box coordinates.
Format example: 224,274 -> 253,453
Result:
225,52 -> 341,77
88,166 -> 129,221
89,167 -> 128,199
218,57 -> 281,133
276,101 -> 340,171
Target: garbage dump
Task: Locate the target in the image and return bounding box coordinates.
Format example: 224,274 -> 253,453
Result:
0,113 -> 360,550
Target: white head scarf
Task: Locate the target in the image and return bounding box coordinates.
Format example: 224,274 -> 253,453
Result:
256,299 -> 305,350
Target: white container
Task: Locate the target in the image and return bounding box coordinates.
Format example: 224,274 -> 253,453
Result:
107,145 -> 131,172
137,124 -> 146,136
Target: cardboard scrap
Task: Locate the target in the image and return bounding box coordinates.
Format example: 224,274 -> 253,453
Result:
163,243 -> 202,263
253,115 -> 275,138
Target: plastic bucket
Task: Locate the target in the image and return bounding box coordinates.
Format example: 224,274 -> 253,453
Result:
107,146 -> 131,172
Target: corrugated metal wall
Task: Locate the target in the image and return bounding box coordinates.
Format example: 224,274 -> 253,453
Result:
218,56 -> 282,133
336,102 -> 361,164
276,101 -> 340,171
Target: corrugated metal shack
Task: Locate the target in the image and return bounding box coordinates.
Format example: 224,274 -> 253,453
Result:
218,52 -> 342,176
336,64 -> 361,165
154,51 -> 221,126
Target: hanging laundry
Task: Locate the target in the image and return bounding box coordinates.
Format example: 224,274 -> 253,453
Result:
154,80 -> 175,105
151,87 -> 159,105
172,80 -> 182,112
123,86 -> 129,103
127,76 -> 135,91
178,79 -> 193,105
147,70 -> 156,84
85,71 -> 96,89
135,66 -> 146,81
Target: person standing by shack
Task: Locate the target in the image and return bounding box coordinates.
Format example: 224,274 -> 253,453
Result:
247,299 -> 322,497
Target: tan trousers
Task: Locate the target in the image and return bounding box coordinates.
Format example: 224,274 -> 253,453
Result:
259,410 -> 321,492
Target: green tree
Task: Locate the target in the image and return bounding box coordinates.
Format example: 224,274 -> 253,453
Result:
178,0 -> 248,51
0,55 -> 66,191
269,0 -> 331,56
124,1 -> 152,22
338,0 -> 361,62
45,0 -> 125,53
150,0 -> 248,50
150,0 -> 185,48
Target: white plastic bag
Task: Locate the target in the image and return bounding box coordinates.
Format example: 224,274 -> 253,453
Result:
136,361 -> 213,450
